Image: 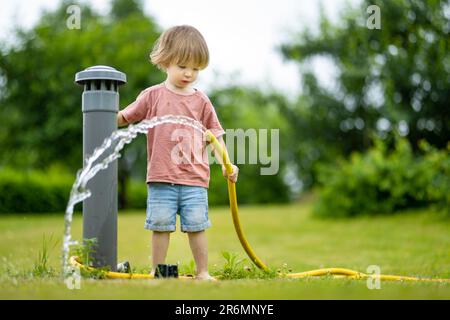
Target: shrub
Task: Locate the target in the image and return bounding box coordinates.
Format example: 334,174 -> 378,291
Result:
314,137 -> 450,218
0,167 -> 74,213
0,161 -> 292,213
126,164 -> 292,211
126,179 -> 147,209
208,164 -> 291,206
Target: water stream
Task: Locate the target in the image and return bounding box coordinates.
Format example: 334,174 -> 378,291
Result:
62,115 -> 207,275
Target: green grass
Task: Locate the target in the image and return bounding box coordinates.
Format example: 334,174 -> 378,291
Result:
0,200 -> 449,299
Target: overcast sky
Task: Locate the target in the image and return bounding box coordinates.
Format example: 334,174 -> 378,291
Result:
0,0 -> 361,96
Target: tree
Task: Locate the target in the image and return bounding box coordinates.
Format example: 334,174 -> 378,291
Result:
110,0 -> 144,21
207,85 -> 293,203
0,0 -> 164,208
279,0 -> 450,189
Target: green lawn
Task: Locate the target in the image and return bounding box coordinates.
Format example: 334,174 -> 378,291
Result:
0,200 -> 449,299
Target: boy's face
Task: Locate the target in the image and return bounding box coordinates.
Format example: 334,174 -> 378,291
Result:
166,63 -> 199,90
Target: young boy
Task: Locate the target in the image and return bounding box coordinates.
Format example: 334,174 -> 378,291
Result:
117,25 -> 238,280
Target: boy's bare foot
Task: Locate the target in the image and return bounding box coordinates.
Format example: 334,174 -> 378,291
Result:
196,273 -> 218,281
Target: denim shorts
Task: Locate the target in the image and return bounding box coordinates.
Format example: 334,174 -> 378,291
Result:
145,182 -> 211,232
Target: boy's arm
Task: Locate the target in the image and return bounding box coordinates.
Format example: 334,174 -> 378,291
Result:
117,111 -> 128,127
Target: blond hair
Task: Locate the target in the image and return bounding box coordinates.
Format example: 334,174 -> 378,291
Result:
150,25 -> 209,70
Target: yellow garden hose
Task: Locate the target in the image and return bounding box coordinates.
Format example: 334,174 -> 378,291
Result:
206,131 -> 269,271
69,256 -> 194,280
69,130 -> 449,283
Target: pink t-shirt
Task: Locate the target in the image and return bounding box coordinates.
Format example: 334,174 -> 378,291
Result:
121,83 -> 225,188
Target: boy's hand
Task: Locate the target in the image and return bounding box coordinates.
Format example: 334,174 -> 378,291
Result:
117,111 -> 128,127
222,164 -> 239,183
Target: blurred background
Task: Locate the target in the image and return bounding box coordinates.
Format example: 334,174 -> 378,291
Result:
0,0 -> 448,218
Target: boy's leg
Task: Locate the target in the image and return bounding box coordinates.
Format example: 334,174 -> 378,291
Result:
187,230 -> 211,278
151,231 -> 170,275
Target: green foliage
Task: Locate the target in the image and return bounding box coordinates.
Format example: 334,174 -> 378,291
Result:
0,167 -> 245,213
0,0 -> 293,205
3,0 -> 446,211
208,86 -> 292,203
70,238 -> 108,279
213,251 -> 277,280
0,166 -> 146,214
178,259 -> 196,277
416,140 -> 450,212
0,167 -> 74,213
125,178 -> 147,209
70,238 -> 97,268
314,137 -> 450,217
280,0 -> 450,189
221,251 -> 245,275
0,0 -> 163,173
32,234 -> 58,277
110,0 -> 144,21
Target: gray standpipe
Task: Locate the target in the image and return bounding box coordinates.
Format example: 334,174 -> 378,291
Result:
75,66 -> 126,270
